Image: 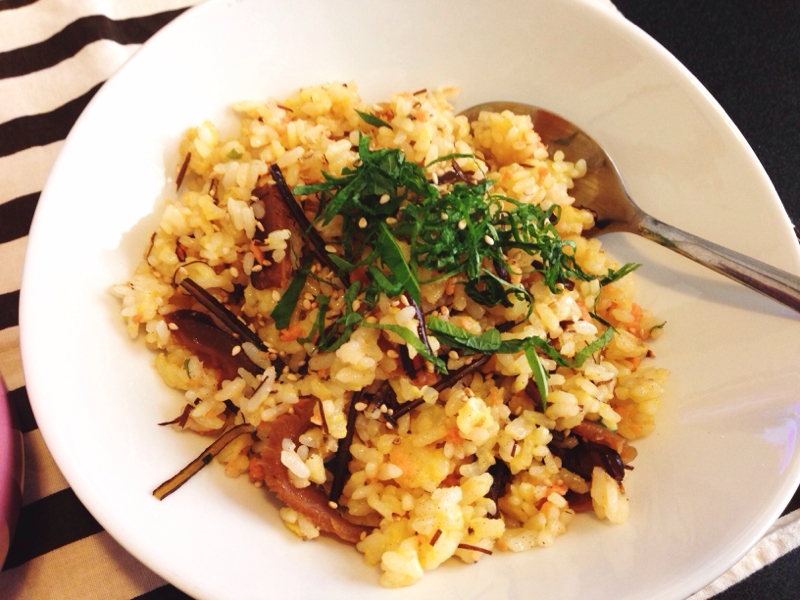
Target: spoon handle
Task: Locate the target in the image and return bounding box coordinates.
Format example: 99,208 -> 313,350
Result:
638,214 -> 800,314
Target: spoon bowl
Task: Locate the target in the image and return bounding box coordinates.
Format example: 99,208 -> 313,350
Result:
461,101 -> 800,314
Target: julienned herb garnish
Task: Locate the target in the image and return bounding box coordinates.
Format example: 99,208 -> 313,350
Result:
600,262 -> 641,285
305,280 -> 378,356
270,259 -> 311,329
287,135 -> 636,391
425,315 -> 615,407
364,321 -> 446,372
355,109 -> 393,130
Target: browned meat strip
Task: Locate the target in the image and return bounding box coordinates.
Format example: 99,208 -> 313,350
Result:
164,309 -> 260,381
255,397 -> 368,544
251,184 -> 296,290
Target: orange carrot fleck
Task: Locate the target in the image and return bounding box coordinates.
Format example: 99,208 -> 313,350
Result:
249,240 -> 265,265
279,323 -> 303,342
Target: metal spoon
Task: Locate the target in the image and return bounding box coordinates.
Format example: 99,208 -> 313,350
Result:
461,101 -> 800,314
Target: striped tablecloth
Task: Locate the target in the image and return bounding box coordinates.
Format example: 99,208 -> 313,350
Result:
1,1 -> 799,598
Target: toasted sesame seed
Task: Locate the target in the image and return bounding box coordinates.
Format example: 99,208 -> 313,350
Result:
328,501 -> 338,509
358,217 -> 368,229
354,402 -> 368,411
168,322 -> 179,330
458,219 -> 467,230
251,264 -> 263,272
325,244 -> 337,253
385,217 -> 398,225
231,345 -> 242,356
484,235 -> 495,246
379,194 -> 391,204
229,267 -> 239,277
441,212 -> 448,220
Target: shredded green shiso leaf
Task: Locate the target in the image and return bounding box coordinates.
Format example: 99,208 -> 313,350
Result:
355,109 -> 393,130
287,135 -> 638,398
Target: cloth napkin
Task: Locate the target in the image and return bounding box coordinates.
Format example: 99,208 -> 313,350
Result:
0,1 -> 797,598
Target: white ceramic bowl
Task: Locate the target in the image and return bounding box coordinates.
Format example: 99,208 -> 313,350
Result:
20,0 -> 800,598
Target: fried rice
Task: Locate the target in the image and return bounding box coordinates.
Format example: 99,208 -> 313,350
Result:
111,82 -> 668,587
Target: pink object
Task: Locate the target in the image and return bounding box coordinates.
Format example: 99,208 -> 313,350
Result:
0,375 -> 23,566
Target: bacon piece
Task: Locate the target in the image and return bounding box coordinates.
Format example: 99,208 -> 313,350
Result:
251,184 -> 297,290
571,421 -> 638,464
255,397 -> 368,544
164,309 -> 260,381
